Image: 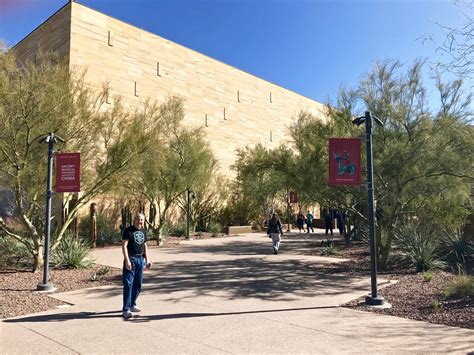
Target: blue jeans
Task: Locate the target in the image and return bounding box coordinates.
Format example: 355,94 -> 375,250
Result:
122,256 -> 144,311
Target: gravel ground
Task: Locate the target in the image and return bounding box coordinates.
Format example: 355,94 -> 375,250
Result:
1,235 -> 472,329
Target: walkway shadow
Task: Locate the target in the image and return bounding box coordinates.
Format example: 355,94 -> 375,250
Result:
4,305 -> 338,323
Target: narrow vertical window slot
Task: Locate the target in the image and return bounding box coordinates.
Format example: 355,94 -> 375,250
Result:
108,30 -> 113,46
223,108 -> 227,120
205,114 -> 209,127
134,81 -> 138,97
270,131 -> 273,142
157,62 -> 161,76
270,92 -> 272,103
237,90 -> 240,102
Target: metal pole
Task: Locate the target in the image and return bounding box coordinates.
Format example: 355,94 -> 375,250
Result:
186,189 -> 190,239
37,133 -> 55,292
287,190 -> 291,232
364,111 -> 384,306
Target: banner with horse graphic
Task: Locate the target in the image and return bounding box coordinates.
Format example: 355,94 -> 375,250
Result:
328,138 -> 361,186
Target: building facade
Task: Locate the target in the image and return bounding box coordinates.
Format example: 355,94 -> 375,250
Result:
14,1 -> 327,173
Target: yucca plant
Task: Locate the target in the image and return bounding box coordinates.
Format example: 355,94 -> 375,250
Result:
52,232 -> 94,269
439,228 -> 474,270
392,223 -> 446,272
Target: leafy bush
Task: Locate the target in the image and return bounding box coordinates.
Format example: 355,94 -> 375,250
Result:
422,271 -> 433,282
0,236 -> 30,267
170,221 -> 187,237
443,275 -> 474,298
52,232 -> 93,269
392,223 -> 446,272
79,215 -> 120,246
439,228 -> 474,270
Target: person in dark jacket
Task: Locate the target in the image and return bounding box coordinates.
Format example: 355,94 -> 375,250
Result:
335,211 -> 346,237
267,213 -> 283,254
324,210 -> 333,236
296,212 -> 305,233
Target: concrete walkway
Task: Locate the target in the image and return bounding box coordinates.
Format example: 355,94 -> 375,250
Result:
1,232 -> 473,354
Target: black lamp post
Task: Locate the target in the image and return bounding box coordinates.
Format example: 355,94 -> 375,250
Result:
352,111 -> 385,306
37,132 -> 64,292
186,188 -> 195,240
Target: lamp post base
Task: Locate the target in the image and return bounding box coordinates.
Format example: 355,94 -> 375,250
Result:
365,295 -> 385,306
37,282 -> 55,292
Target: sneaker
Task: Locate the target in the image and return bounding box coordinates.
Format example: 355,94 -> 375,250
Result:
122,310 -> 132,319
130,306 -> 141,312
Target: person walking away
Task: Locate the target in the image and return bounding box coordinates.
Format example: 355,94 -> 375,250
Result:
324,210 -> 333,236
296,212 -> 305,233
267,213 -> 283,254
122,213 -> 151,319
306,211 -> 314,233
336,211 -> 346,237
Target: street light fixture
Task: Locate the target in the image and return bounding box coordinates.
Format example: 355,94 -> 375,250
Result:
352,111 -> 385,306
37,132 -> 65,292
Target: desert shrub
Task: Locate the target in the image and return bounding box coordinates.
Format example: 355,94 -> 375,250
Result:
52,232 -> 93,269
439,228 -> 474,270
443,274 -> 474,298
431,299 -> 443,311
170,221 -> 187,237
392,223 -> 446,272
321,240 -> 337,256
79,215 -> 120,246
217,193 -> 260,227
208,222 -> 222,235
422,271 -> 433,282
0,236 -> 30,268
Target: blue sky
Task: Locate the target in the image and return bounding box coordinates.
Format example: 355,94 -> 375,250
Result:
0,0 -> 469,106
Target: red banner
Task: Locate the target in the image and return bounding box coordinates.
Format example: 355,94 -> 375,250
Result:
289,191 -> 297,203
328,138 -> 361,186
55,153 -> 81,192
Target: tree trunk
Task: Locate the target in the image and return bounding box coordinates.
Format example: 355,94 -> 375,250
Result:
33,247 -> 44,272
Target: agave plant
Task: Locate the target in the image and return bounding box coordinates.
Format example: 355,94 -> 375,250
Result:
392,223 -> 446,272
52,232 -> 94,269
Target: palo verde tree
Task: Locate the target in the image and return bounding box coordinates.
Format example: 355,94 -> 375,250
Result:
0,48 -> 161,270
126,96 -> 217,243
232,144 -> 298,224
338,60 -> 473,268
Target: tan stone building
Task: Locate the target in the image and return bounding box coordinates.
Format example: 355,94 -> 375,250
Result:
14,1 -> 327,174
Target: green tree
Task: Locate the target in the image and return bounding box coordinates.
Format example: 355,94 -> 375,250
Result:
0,49 -> 160,270
232,144 -> 297,224
126,96 -> 217,243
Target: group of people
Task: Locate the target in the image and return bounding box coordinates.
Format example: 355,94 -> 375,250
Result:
122,210 -> 348,319
296,211 -> 314,233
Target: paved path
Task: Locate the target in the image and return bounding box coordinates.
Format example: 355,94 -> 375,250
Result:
1,232 -> 473,354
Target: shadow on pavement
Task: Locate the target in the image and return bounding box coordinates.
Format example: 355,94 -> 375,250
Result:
3,305 -> 338,323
